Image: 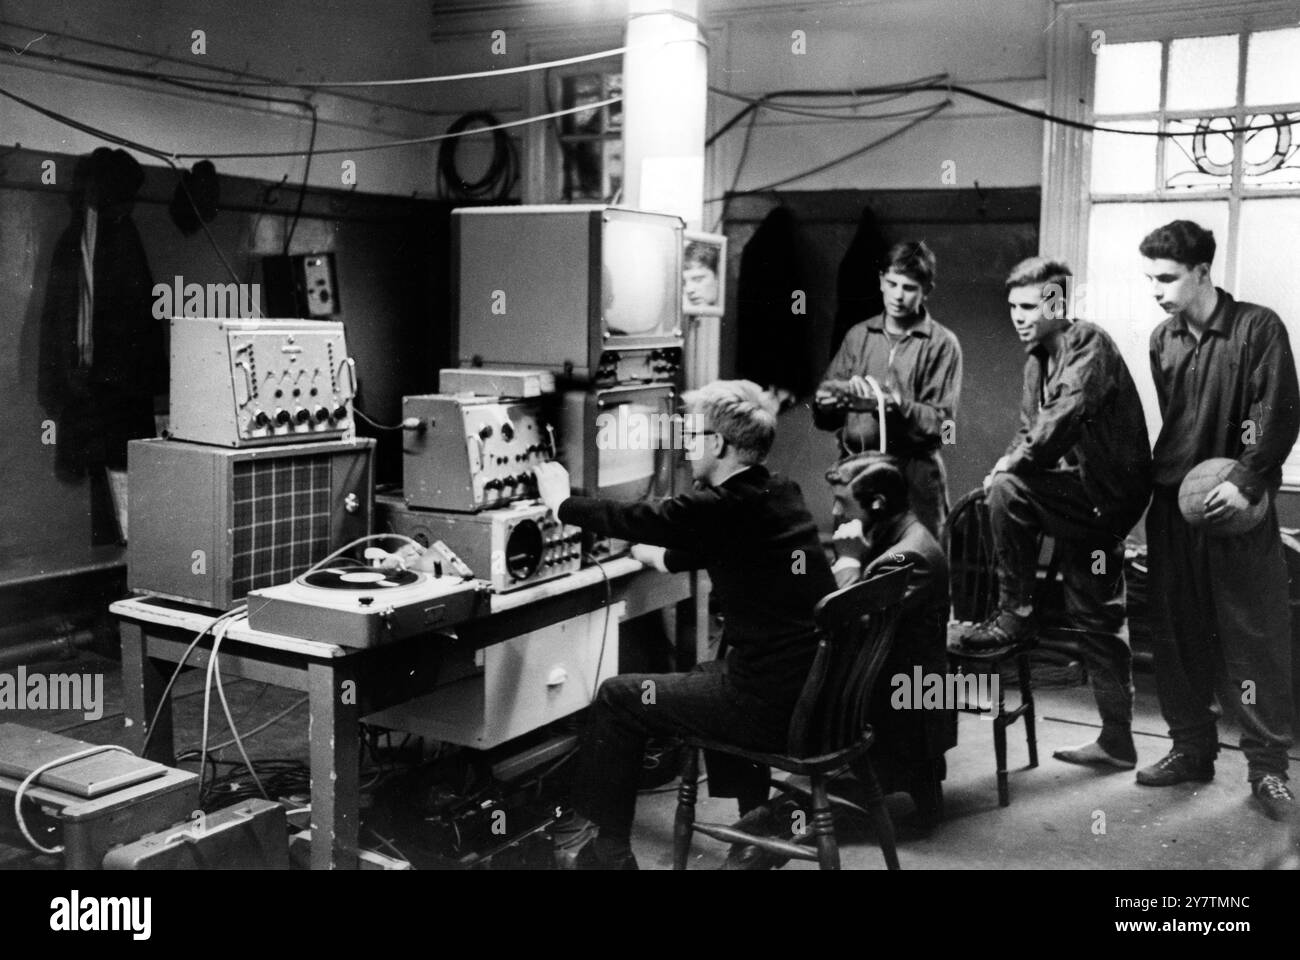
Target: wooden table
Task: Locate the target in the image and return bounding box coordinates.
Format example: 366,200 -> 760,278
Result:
111,561 -> 709,869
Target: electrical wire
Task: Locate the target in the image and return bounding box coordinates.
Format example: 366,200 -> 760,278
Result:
14,744 -> 137,854
585,554 -> 614,702
143,46 -> 636,88
710,99 -> 951,201
141,605 -> 246,756
438,111 -> 519,200
0,83 -> 620,162
212,647 -> 269,800
351,406 -> 407,431
207,696 -> 308,753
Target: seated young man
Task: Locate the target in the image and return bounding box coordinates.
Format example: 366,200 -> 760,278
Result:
721,452 -> 956,870
956,257 -> 1152,770
533,380 -> 836,870
827,451 -> 957,811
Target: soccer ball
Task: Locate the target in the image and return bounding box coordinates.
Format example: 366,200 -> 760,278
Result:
1177,457 -> 1268,536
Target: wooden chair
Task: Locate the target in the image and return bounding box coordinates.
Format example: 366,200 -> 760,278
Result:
671,564 -> 911,871
945,487 -> 1060,807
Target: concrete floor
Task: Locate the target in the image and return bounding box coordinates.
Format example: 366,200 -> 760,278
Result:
2,651 -> 1297,870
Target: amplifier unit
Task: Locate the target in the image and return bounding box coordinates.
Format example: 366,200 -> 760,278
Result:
168,317 -> 356,447
128,437 -> 374,610
378,495 -> 581,593
402,394 -> 558,513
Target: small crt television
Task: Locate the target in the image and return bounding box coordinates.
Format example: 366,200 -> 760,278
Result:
557,383 -> 680,557
453,205 -> 684,381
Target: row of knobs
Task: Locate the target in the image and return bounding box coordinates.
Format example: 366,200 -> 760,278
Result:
596,349 -> 682,380
253,405 -> 348,428
543,532 -> 583,567
484,471 -> 536,492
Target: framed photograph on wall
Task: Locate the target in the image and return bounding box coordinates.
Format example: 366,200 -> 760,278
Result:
682,230 -> 726,318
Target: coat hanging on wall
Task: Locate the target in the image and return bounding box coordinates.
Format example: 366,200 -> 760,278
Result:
734,205 -> 816,401
168,159 -> 220,235
39,148 -> 165,487
829,204 -> 889,361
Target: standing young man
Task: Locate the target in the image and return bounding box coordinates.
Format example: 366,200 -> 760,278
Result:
957,258 -> 1152,770
813,241 -> 963,537
1140,220 -> 1298,821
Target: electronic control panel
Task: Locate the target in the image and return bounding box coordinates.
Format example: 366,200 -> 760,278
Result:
402,394 -> 557,513
593,347 -> 683,387
169,318 -> 355,447
378,496 -> 581,593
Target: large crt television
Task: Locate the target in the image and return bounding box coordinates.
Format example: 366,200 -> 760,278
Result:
453,205 -> 684,381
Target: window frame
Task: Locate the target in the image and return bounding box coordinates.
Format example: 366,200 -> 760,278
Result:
1045,0 -> 1300,485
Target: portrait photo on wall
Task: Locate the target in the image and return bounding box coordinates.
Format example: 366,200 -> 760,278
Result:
682,230 -> 726,317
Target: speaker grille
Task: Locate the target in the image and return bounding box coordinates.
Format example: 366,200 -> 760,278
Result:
231,454 -> 332,599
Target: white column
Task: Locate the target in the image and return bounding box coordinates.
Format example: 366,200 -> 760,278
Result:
621,0 -> 708,229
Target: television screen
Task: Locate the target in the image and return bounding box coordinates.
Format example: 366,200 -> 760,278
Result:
682,230 -> 726,318
601,214 -> 680,337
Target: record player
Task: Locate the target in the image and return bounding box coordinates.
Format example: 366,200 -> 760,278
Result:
246,565 -> 486,648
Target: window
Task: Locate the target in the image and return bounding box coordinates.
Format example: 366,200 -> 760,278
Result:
1045,2 -> 1300,484
552,69 -> 624,201
522,32 -> 624,204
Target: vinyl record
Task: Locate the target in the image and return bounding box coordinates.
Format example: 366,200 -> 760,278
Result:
300,567 -> 423,590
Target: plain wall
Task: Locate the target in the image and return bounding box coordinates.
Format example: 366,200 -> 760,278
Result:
0,146 -> 445,566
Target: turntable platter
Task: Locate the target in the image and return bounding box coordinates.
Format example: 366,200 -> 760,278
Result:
300,567 -> 423,590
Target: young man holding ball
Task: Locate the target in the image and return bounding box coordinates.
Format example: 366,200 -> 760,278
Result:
1141,220 -> 1299,820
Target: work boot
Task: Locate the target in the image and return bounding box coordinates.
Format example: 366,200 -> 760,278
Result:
954,609 -> 1037,652
1135,750 -> 1214,786
1252,775 -> 1296,823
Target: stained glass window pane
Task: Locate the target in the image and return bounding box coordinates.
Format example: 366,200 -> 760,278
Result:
1246,27 -> 1300,106
1094,41 -> 1161,114
1164,116 -> 1235,190
1242,113 -> 1300,188
1167,34 -> 1239,112
1090,121 -> 1158,193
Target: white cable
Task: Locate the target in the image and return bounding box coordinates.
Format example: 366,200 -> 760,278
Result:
213,644 -> 268,800
142,604 -> 246,756
197,616 -> 235,799
14,745 -> 136,855
178,45 -> 636,88
864,375 -> 888,453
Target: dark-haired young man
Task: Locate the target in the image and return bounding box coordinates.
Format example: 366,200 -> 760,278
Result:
814,241 -> 963,538
957,258 -> 1152,770
725,452 -> 954,869
1139,220 -> 1298,821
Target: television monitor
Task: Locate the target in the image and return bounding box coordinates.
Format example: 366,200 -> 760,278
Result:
453,205 -> 684,381
682,230 -> 726,318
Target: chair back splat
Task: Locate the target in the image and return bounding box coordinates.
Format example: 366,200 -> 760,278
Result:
787,564 -> 911,759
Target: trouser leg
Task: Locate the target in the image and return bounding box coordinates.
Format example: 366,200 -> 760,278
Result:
1146,490 -> 1221,760
570,663 -> 789,841
1206,504 -> 1293,781
1055,536 -> 1134,743
984,469 -> 1108,612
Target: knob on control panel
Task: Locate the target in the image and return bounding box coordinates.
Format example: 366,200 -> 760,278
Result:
274,409 -> 291,426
